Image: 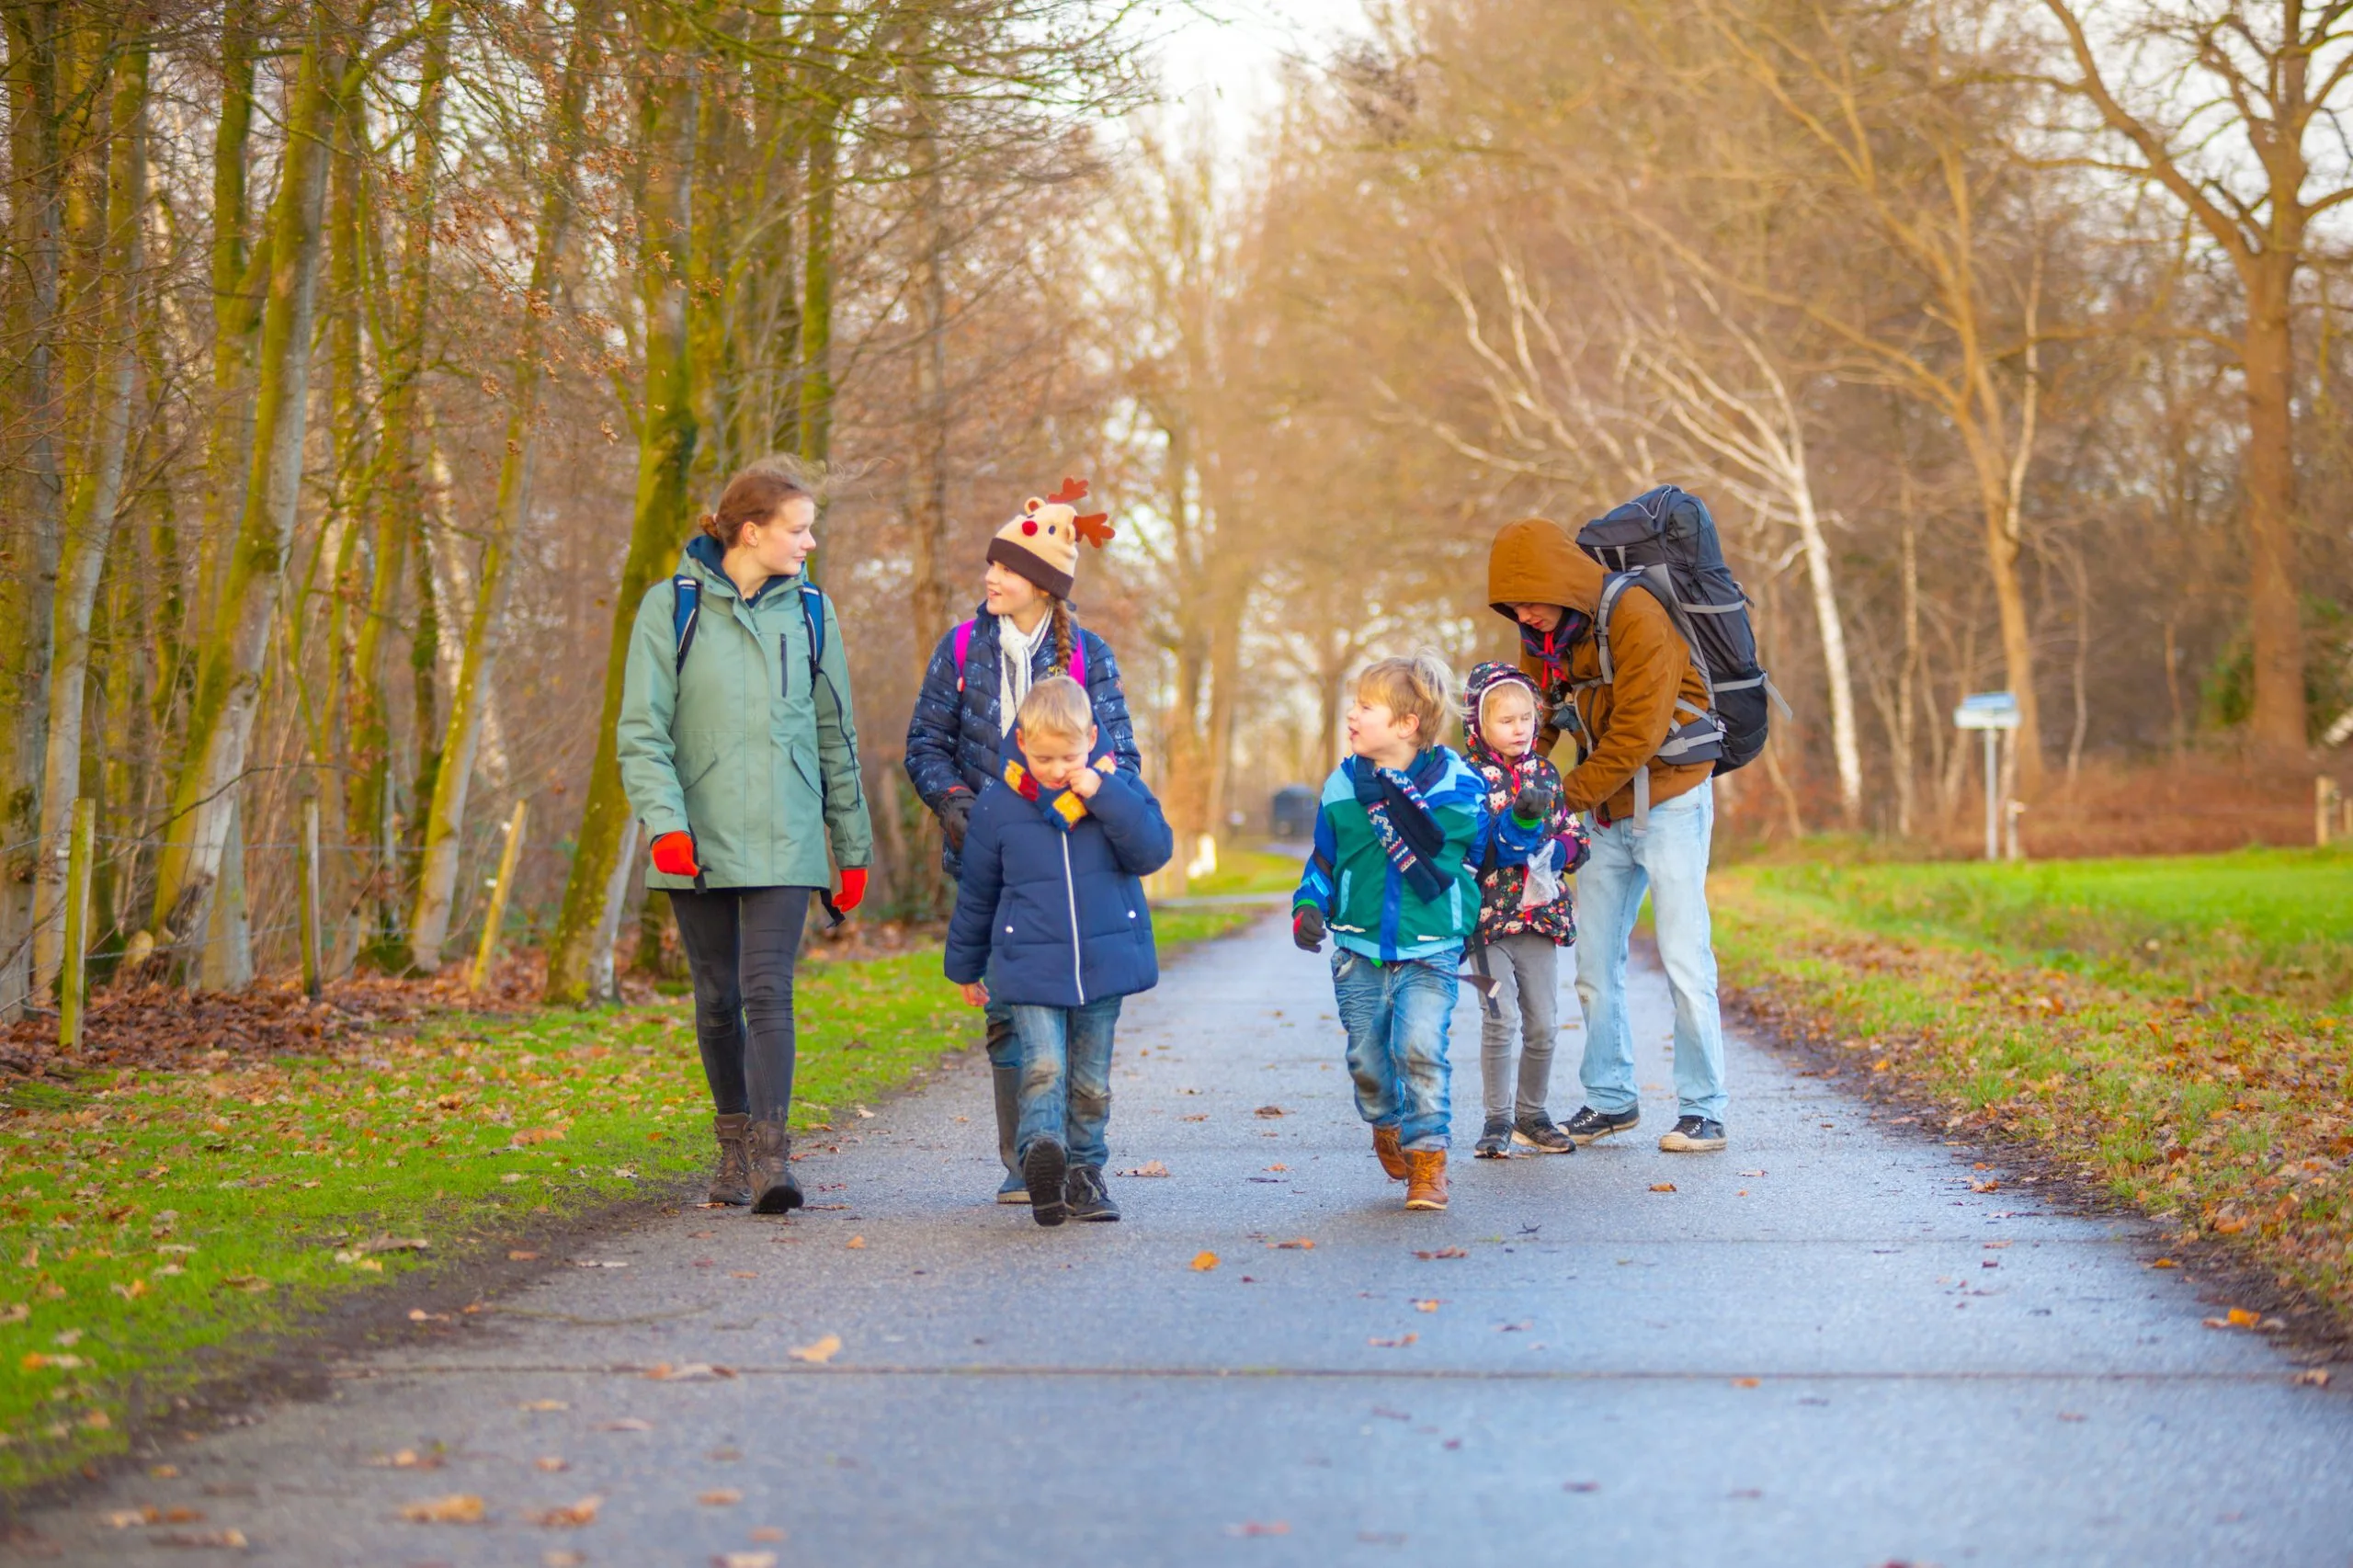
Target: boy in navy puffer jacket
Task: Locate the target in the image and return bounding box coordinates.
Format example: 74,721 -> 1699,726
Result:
945,677 -> 1175,1228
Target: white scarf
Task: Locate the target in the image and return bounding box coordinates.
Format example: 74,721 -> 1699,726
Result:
996,611 -> 1049,731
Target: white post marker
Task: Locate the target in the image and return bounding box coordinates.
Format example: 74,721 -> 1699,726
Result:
1954,692 -> 2021,863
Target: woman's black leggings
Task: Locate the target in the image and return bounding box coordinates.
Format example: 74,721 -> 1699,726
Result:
668,885 -> 811,1121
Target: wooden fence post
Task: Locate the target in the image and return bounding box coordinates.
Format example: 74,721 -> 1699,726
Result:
297,796 -> 323,998
469,801 -> 529,992
59,798 -> 95,1051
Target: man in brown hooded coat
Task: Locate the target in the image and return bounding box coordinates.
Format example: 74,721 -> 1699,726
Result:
1487,516 -> 1730,1153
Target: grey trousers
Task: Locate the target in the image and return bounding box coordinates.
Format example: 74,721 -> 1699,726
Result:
1479,930 -> 1563,1122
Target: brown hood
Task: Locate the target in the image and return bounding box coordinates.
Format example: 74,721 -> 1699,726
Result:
1487,517 -> 1603,619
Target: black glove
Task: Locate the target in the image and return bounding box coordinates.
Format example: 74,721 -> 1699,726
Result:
1510,778 -> 1557,824
939,790 -> 972,853
1292,905 -> 1325,953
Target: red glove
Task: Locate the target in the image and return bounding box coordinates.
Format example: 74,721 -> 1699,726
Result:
650,831 -> 699,879
835,866 -> 868,914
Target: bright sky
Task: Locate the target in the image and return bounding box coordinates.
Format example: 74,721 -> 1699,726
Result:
1141,0 -> 1373,152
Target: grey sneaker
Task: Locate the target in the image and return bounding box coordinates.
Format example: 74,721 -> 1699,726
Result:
1065,1165 -> 1120,1221
1561,1105 -> 1640,1145
1658,1115 -> 1727,1153
1473,1115 -> 1513,1159
1511,1115 -> 1575,1154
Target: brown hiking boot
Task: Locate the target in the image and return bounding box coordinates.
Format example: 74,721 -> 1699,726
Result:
1404,1149 -> 1449,1210
748,1117 -> 802,1214
1372,1124 -> 1407,1181
709,1113 -> 752,1206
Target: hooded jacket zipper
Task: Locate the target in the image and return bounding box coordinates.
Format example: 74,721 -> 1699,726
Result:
1060,833 -> 1086,1005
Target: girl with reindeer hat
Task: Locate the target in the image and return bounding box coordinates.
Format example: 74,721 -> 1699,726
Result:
904,480 -> 1142,1204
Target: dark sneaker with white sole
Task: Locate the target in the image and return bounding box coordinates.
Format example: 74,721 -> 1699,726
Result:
1511,1115 -> 1575,1154
1658,1115 -> 1727,1153
1065,1165 -> 1120,1221
1560,1105 -> 1640,1145
1473,1116 -> 1513,1159
1023,1139 -> 1069,1227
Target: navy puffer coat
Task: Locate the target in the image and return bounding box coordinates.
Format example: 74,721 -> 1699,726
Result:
904,606 -> 1141,876
943,739 -> 1174,1009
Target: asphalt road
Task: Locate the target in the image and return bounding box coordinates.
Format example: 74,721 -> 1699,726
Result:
14,914 -> 2353,1567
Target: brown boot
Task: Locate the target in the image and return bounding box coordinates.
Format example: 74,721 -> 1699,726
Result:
1404,1148 -> 1449,1210
1372,1124 -> 1407,1181
748,1117 -> 802,1214
709,1113 -> 752,1206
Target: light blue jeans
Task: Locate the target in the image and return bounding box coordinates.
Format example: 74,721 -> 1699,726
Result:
1573,779 -> 1727,1122
1332,949 -> 1457,1152
1010,996 -> 1122,1171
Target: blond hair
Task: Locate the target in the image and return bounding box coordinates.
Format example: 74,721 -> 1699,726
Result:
1478,679 -> 1537,727
1016,676 -> 1095,743
1357,651 -> 1457,744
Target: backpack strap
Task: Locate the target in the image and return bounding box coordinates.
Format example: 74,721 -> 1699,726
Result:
671,574 -> 700,674
800,582 -> 825,689
1067,627 -> 1086,687
952,619 -> 977,692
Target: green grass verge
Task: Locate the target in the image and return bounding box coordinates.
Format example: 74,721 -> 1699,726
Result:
1182,846 -> 1305,899
1712,857 -> 2353,1328
0,909 -> 1266,1492
1756,846 -> 2353,1007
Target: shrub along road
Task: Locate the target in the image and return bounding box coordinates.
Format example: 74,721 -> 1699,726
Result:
10,914 -> 2353,1564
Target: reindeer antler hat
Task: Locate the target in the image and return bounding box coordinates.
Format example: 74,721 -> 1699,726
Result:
986,477 -> 1114,600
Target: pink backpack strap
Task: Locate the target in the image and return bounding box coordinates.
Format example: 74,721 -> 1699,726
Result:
951,619 -> 976,692
1067,629 -> 1086,687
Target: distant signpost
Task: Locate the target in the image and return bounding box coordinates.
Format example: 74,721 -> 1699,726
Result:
1953,692 -> 2020,862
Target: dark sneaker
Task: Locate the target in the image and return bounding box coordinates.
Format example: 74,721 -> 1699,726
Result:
1658,1115 -> 1727,1153
995,1170 -> 1029,1205
1511,1115 -> 1575,1154
1473,1115 -> 1513,1158
1561,1105 -> 1640,1145
1065,1165 -> 1120,1222
1022,1139 -> 1069,1227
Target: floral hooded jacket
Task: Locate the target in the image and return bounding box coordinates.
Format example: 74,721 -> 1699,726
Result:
1464,660 -> 1591,947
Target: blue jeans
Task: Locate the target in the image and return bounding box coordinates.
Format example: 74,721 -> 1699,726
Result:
1331,949 -> 1456,1152
1574,779 -> 1726,1121
1011,996 -> 1122,1170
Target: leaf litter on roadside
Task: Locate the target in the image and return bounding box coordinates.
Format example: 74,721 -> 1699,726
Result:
398,1494 -> 485,1524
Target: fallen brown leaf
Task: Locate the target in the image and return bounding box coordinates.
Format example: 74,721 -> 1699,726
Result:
2292,1368 -> 2332,1387
1368,1333 -> 1419,1347
1649,1183 -> 1677,1193
1118,1161 -> 1170,1177
593,1417 -> 653,1432
714,1553 -> 778,1568
1254,1105 -> 1286,1118
2150,1257 -> 2179,1269
845,1236 -> 866,1250
698,1489 -> 743,1506
730,1270 -> 757,1279
509,1250 -> 541,1262
1275,1238 -> 1313,1250
1411,1299 -> 1440,1312
398,1493 -> 485,1524
1414,1246 -> 1468,1260
1226,1521 -> 1290,1537
529,1495 -> 604,1528
1189,1251 -> 1219,1271
520,1399 -> 570,1412
1730,1377 -> 1760,1389
151,1528 -> 247,1550
788,1334 -> 843,1364
535,1456 -> 568,1472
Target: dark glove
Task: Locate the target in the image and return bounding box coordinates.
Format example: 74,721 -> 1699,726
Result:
939,790 -> 973,853
1510,778 -> 1557,824
1292,905 -> 1325,953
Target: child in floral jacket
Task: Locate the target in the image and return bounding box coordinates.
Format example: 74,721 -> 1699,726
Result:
1462,661 -> 1591,1157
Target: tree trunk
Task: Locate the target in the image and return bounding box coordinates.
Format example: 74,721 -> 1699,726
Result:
799,99 -> 837,464
149,10 -> 338,938
2,1 -> 68,1014
409,0 -> 597,971
906,83 -> 953,672
193,0 -> 259,647
2241,265 -> 2306,751
33,35 -> 144,999
545,29 -> 699,1005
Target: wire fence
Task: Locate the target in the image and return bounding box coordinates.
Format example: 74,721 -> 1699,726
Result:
0,789 -> 574,1034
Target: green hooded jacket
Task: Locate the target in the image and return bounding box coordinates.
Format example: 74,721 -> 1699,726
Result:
617,538 -> 873,891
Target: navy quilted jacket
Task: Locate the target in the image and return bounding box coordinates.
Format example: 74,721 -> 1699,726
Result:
904,606 -> 1140,876
942,738 -> 1174,1007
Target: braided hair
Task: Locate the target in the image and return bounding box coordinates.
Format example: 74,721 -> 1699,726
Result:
1049,596 -> 1075,676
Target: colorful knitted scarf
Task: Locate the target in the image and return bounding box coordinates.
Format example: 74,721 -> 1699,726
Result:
1004,757 -> 1097,832
1348,754 -> 1449,903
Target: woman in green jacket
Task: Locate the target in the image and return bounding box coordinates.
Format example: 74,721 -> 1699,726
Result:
617,465 -> 874,1213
